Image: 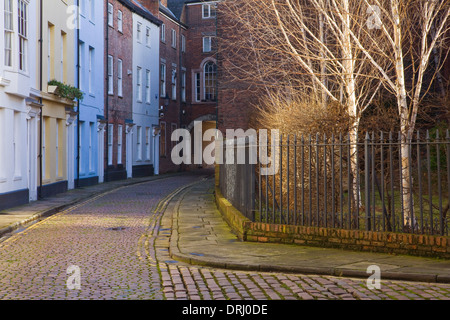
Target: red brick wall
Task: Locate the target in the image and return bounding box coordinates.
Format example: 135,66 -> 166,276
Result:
139,0 -> 159,14
159,13 -> 187,173
216,3 -> 255,133
183,2 -> 217,128
215,185 -> 450,259
104,0 -> 134,180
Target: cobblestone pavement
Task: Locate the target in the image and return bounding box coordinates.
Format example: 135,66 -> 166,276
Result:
0,174 -> 449,300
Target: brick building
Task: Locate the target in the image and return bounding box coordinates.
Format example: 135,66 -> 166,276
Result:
104,0 -> 134,181
140,0 -> 188,173
139,0 -> 219,173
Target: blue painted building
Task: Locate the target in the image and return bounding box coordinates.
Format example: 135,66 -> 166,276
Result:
73,0 -> 106,188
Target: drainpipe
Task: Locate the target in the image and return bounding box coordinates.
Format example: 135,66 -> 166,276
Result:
178,23 -> 183,172
76,0 -> 81,188
215,2 -> 219,131
38,0 -> 43,199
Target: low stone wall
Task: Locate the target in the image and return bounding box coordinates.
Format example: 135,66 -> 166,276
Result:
214,173 -> 449,259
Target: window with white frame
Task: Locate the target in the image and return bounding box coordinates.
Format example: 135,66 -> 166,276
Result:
80,0 -> 86,16
137,22 -> 142,42
202,3 -> 216,19
88,47 -> 94,94
42,117 -> 47,178
171,29 -> 176,48
137,67 -> 142,102
108,3 -> 113,27
4,0 -> 13,67
146,127 -> 151,160
108,55 -> 113,95
171,68 -> 177,100
79,121 -> 84,173
118,10 -> 123,32
160,63 -> 166,97
181,70 -> 186,102
60,32 -> 65,81
78,42 -> 84,91
161,23 -> 165,42
55,119 -> 60,177
194,72 -> 201,102
181,34 -> 186,53
0,109 -> 5,178
146,27 -> 150,47
89,122 -> 94,172
203,36 -> 213,53
171,123 -> 177,150
117,125 -> 122,164
13,111 -> 21,178
145,70 -> 151,104
118,58 -> 123,97
108,124 -> 113,165
204,61 -> 217,101
89,0 -> 95,22
18,0 -> 28,72
47,24 -> 53,82
137,126 -> 142,160
160,122 -> 166,157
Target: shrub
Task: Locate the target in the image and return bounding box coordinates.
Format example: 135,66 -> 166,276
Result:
48,80 -> 84,102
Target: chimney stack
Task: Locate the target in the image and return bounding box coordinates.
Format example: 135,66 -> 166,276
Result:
139,0 -> 160,15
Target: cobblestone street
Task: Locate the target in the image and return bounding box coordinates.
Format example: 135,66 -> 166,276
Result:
0,173 -> 449,301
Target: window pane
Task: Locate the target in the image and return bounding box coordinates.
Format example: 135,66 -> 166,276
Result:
204,62 -> 217,101
118,11 -> 123,32
4,0 -> 13,30
203,37 -> 211,52
4,32 -> 12,66
210,4 -> 216,17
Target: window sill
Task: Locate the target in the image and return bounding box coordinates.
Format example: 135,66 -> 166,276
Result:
0,177 -> 7,183
13,176 -> 22,182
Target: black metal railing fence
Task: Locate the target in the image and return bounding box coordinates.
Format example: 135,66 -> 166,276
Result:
253,130 -> 450,236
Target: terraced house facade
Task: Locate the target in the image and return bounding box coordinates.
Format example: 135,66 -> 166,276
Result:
0,0 -> 219,211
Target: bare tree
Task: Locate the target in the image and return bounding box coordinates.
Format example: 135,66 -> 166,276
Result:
219,0 -> 384,211
219,0 -> 450,230
349,0 -> 450,230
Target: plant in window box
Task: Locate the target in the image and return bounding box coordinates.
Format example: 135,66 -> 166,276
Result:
48,80 -> 84,104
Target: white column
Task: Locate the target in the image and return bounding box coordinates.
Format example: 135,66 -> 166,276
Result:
97,121 -> 106,183
153,126 -> 160,175
26,105 -> 40,201
125,124 -> 134,179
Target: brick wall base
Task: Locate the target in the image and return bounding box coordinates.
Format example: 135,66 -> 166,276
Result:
214,170 -> 449,259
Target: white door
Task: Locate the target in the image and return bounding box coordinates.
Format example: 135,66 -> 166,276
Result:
27,115 -> 37,201
126,125 -> 133,178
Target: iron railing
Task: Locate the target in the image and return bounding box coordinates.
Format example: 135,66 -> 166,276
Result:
251,130 -> 449,235
218,137 -> 256,220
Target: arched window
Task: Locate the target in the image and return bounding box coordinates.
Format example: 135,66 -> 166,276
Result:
204,61 -> 217,101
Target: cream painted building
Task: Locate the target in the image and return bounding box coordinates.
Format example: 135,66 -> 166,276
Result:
37,0 -> 77,197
